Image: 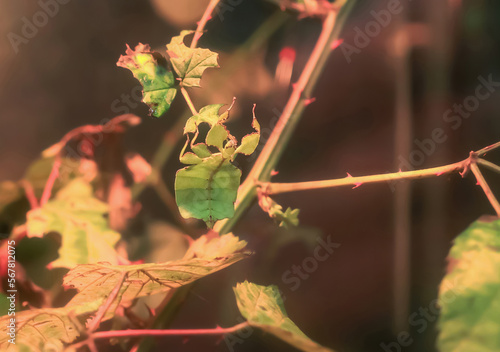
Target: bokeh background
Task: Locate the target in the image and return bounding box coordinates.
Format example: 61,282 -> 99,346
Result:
1,0 -> 500,351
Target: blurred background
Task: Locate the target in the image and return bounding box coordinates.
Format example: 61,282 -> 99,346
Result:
1,0 -> 500,351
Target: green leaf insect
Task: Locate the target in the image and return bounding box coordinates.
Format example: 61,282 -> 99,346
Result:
117,43 -> 177,117
175,104 -> 260,228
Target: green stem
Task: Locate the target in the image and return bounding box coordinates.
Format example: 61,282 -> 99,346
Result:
215,1 -> 356,234
180,87 -> 198,115
477,158 -> 500,175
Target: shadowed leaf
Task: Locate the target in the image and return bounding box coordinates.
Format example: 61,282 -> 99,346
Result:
438,217 -> 500,352
234,281 -> 333,352
0,300 -> 101,352
26,179 -> 121,268
117,43 -> 177,117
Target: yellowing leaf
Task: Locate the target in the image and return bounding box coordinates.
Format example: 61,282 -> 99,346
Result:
438,217 -> 500,352
166,30 -> 219,88
117,43 -> 177,117
64,240 -> 250,320
234,281 -> 333,352
0,300 -> 101,352
26,179 -> 121,268
183,232 -> 247,259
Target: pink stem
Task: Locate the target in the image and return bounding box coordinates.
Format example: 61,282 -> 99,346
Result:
40,157 -> 62,206
91,322 -> 250,340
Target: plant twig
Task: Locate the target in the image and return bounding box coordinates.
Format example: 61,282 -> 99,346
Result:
21,180 -> 39,209
87,272 -> 128,333
180,87 -> 198,115
265,161 -> 465,194
477,158 -> 500,175
40,157 -> 62,206
470,163 -> 500,217
476,141 -> 500,156
191,0 -> 220,49
93,322 -> 249,340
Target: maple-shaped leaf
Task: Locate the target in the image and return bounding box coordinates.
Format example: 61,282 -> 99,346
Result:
64,236 -> 250,321
166,31 -> 219,88
175,104 -> 260,227
117,43 -> 177,117
438,216 -> 500,352
0,300 -> 101,352
234,281 -> 333,352
26,178 -> 121,268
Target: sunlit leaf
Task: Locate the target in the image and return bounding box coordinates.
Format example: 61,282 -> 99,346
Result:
26,179 -> 121,268
183,232 -> 247,259
0,300 -> 101,352
64,236 -> 250,320
117,43 -> 177,117
166,30 -> 219,88
234,281 -> 333,352
438,216 -> 500,352
175,154 -> 241,228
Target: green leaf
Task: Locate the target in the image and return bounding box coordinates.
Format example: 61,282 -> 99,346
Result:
117,43 -> 177,117
26,178 -> 121,268
0,300 -> 101,352
234,281 -> 334,352
175,154 -> 241,228
438,216 -> 500,352
166,30 -> 219,88
64,235 -> 250,320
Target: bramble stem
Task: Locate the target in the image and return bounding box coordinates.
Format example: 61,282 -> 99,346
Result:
215,1 -> 357,234
266,162 -> 465,194
477,158 -> 500,175
470,163 -> 500,217
87,272 -> 127,333
476,141 -> 500,156
180,87 -> 198,115
21,180 -> 39,209
191,0 -> 220,49
99,322 -> 249,339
